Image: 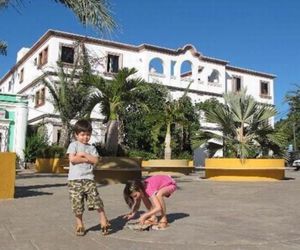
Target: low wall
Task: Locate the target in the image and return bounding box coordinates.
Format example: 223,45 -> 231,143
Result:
142,159 -> 194,175
0,152 -> 16,199
205,158 -> 285,181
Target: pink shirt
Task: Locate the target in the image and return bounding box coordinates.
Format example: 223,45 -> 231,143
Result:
144,175 -> 176,197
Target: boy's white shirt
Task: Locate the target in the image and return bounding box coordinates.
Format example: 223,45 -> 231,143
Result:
67,141 -> 98,181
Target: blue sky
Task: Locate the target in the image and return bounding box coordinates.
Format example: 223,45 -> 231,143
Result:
1,0 -> 300,121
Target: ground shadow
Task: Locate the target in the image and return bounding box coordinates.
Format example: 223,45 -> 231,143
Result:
87,211 -> 143,235
15,183 -> 67,198
283,177 -> 295,180
16,174 -> 67,179
167,212 -> 190,223
86,211 -> 189,235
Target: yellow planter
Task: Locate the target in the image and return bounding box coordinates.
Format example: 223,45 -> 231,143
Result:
0,152 -> 16,199
205,158 -> 285,181
35,158 -> 68,173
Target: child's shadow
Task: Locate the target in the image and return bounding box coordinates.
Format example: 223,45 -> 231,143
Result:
87,212 -> 189,235
86,211 -> 143,235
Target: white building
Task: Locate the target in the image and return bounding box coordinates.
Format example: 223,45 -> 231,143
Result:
0,29 -> 276,145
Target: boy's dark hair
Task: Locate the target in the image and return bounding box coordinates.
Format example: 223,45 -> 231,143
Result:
123,180 -> 145,208
73,119 -> 92,135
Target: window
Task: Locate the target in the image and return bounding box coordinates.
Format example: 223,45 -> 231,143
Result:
19,68 -> 24,83
208,69 -> 220,83
8,81 -> 13,92
35,88 -> 46,107
149,57 -> 164,75
107,54 -> 119,73
260,81 -> 270,96
61,46 -> 74,64
38,47 -> 48,68
232,76 -> 242,92
56,129 -> 61,145
180,60 -> 192,79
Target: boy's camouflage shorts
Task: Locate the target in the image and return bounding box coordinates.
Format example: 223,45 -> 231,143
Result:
68,179 -> 104,215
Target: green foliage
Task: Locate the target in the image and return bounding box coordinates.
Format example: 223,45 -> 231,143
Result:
127,149 -> 158,160
23,133 -> 49,163
172,151 -> 193,160
121,83 -> 168,156
1,0 -> 116,56
36,145 -> 66,159
193,89 -> 286,158
0,40 -> 7,55
43,43 -> 94,146
172,96 -> 200,158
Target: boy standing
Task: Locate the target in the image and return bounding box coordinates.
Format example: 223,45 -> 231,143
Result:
67,119 -> 110,236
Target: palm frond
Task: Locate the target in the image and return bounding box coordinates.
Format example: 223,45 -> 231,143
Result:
55,0 -> 116,33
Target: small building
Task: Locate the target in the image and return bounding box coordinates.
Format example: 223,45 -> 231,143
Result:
0,93 -> 28,161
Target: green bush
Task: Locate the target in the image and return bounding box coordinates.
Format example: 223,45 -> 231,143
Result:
127,149 -> 157,160
36,145 -> 66,158
173,151 -> 193,160
23,133 -> 49,162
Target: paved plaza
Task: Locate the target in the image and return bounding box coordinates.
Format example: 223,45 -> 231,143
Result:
1,169 -> 300,250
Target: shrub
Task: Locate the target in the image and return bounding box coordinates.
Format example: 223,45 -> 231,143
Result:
36,145 -> 66,158
127,149 -> 157,160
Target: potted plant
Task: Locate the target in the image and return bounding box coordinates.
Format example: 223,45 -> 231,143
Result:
35,145 -> 66,173
193,89 -> 286,181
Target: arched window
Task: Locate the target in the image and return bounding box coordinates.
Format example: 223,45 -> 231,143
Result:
149,57 -> 164,74
180,60 -> 192,79
208,69 -> 220,83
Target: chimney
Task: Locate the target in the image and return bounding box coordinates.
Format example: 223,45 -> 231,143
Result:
17,48 -> 30,62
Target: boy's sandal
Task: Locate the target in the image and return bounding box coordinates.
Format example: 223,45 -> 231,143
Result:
152,221 -> 169,230
75,226 -> 85,236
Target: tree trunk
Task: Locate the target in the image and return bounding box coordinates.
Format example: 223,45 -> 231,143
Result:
105,120 -> 119,156
164,122 -> 172,160
59,123 -> 71,148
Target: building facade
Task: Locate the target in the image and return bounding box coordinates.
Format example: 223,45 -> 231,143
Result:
0,30 -> 276,146
0,93 -> 28,160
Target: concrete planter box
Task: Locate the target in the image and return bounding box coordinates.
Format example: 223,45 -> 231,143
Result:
142,159 -> 194,175
0,152 -> 16,199
94,157 -> 142,184
205,158 -> 285,181
35,158 -> 68,173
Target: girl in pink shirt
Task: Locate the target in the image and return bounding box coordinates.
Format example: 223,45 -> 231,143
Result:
123,175 -> 177,230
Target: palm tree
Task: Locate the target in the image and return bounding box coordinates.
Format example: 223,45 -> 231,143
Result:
193,89 -> 286,159
85,68 -> 145,155
150,83 -> 192,159
43,43 -> 93,147
0,0 -> 116,55
0,41 -> 7,56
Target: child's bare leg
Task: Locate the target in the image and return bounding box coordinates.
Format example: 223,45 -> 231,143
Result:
156,195 -> 167,223
156,185 -> 176,227
75,213 -> 84,227
75,213 -> 85,236
141,196 -> 158,224
97,207 -> 109,226
97,207 -> 110,235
